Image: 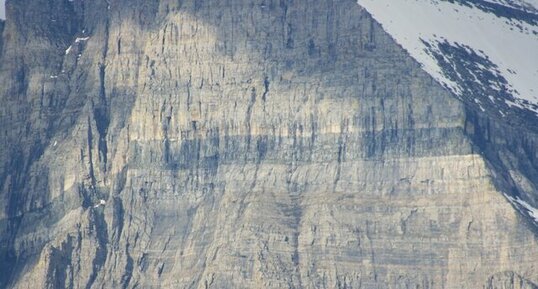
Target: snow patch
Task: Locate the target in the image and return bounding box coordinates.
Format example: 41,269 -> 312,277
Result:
94,199 -> 107,208
505,194 -> 538,223
0,0 -> 5,20
65,36 -> 90,56
75,37 -> 90,43
357,0 -> 538,115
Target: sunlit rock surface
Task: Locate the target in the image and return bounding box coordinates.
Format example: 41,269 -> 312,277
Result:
0,0 -> 537,288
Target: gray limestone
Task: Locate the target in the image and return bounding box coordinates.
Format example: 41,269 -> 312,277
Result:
0,0 -> 537,288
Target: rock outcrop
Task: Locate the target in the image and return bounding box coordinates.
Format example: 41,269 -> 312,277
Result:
0,0 -> 537,288
486,272 -> 538,289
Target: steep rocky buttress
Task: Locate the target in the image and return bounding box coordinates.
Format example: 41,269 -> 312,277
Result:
0,0 -> 537,288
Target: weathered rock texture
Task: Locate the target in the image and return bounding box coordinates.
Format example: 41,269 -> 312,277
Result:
0,0 -> 537,288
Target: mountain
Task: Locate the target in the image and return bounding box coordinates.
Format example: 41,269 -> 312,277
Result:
358,0 -> 538,234
359,0 -> 538,122
0,0 -> 537,288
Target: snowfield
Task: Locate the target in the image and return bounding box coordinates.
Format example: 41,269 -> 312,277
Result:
357,0 -> 538,115
505,194 -> 538,223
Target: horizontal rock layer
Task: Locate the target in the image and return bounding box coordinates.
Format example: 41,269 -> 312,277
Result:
0,0 -> 537,288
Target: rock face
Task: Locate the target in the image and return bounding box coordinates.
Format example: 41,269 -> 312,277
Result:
486,272 -> 538,289
0,0 -> 537,288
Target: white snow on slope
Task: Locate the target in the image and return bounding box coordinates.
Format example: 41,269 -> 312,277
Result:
357,0 -> 538,114
505,194 -> 538,223
523,0 -> 538,8
485,0 -> 537,10
75,37 -> 90,43
0,0 -> 5,20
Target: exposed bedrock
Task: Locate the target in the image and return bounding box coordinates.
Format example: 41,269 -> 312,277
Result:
0,0 -> 537,288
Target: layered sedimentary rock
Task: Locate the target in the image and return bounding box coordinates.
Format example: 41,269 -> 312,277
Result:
0,0 -> 537,288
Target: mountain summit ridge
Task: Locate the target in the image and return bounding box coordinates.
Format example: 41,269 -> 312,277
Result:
358,0 -> 538,123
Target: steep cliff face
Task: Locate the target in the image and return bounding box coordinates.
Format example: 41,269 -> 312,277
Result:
0,0 -> 537,288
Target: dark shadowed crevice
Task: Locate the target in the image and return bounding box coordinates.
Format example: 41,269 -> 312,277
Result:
0,20 -> 4,65
85,211 -> 109,289
464,108 -> 538,233
94,15 -> 111,171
